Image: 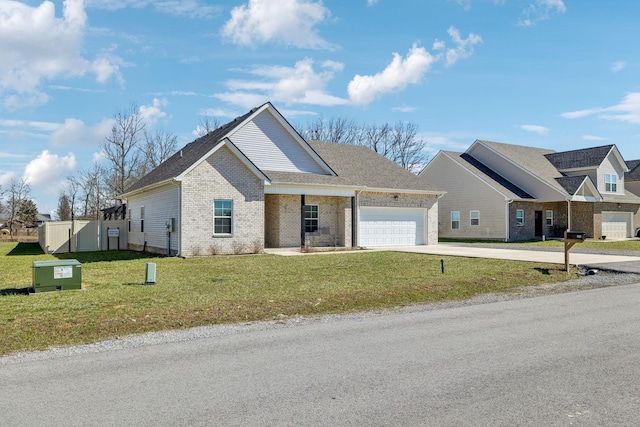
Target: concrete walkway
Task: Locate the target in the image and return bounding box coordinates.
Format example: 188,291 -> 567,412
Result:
265,243 -> 640,274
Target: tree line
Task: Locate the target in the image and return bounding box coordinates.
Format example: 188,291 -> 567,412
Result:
55,106 -> 428,221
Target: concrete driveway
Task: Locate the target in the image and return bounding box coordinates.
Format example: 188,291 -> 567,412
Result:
266,243 -> 640,274
382,243 -> 640,274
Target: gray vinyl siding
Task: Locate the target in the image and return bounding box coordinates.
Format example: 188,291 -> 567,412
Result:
469,143 -> 563,202
127,183 -> 181,255
423,154 -> 508,240
230,110 -> 327,174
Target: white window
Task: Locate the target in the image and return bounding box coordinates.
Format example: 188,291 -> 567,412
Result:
140,206 -> 145,233
451,211 -> 460,230
470,210 -> 480,226
304,205 -> 319,232
214,200 -> 232,235
546,210 -> 553,226
605,174 -> 617,192
516,209 -> 524,226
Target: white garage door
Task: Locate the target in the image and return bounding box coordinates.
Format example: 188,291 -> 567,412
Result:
602,212 -> 632,239
359,207 -> 425,246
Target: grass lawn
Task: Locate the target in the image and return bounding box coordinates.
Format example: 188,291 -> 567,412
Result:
1,242 -> 575,356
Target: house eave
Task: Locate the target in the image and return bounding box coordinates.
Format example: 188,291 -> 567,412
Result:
119,178 -> 178,199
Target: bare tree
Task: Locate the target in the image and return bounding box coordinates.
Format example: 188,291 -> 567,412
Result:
194,114 -> 222,137
100,103 -> 146,200
56,193 -> 72,221
296,117 -> 428,171
139,129 -> 178,176
389,122 -> 427,172
6,177 -> 31,239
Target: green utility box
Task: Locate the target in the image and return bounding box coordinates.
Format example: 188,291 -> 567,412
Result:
32,260 -> 82,293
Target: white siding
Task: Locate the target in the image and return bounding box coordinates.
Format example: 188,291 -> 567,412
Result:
230,110 -> 327,174
598,152 -> 624,195
126,183 -> 181,255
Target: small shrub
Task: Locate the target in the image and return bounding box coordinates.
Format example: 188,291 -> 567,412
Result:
191,245 -> 202,257
249,240 -> 264,254
232,241 -> 246,255
208,243 -> 221,256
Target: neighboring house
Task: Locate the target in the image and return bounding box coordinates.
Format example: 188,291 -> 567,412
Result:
36,214 -> 51,226
420,140 -> 640,241
119,103 -> 443,256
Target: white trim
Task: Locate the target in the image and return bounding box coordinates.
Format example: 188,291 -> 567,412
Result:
470,210 -> 480,226
546,209 -> 553,226
516,209 -> 525,226
451,210 -> 460,230
303,204 -> 319,233
176,138 -> 269,183
213,199 -> 233,236
225,103 -> 336,176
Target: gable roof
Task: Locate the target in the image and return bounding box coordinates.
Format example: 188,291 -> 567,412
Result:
124,107 -> 255,194
122,104 -> 440,197
265,141 -> 442,193
544,144 -> 615,170
472,140 -> 568,195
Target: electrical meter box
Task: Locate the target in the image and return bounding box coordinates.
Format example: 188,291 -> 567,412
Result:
32,260 -> 82,292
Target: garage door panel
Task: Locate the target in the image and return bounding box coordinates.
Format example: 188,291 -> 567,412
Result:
602,212 -> 632,239
359,207 -> 424,246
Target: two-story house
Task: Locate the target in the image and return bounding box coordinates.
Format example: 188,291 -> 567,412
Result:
420,140 -> 640,241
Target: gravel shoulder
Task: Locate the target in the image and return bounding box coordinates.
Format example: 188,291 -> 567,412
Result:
2,267 -> 638,366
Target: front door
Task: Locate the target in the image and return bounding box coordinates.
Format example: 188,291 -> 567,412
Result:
535,210 -> 543,237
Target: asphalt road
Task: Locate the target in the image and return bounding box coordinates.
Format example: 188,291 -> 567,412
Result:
3,283 -> 640,426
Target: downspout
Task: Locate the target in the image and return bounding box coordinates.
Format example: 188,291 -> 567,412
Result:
505,199 -> 514,242
567,199 -> 572,231
177,180 -> 182,257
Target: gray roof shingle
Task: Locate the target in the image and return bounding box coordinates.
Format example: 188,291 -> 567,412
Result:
625,159 -> 640,181
544,145 -> 614,170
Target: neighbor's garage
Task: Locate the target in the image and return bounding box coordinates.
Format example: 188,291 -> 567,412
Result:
358,207 -> 425,246
601,211 -> 633,239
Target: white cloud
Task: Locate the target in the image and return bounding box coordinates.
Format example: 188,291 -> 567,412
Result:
221,0 -> 334,49
139,98 -> 168,125
50,118 -> 115,147
582,135 -> 607,141
367,0 -> 379,5
612,61 -> 626,73
23,150 -> 77,192
561,92 -> 640,124
454,0 -> 471,11
392,105 -> 417,113
0,171 -> 16,187
518,0 -> 566,27
0,0 -> 122,108
0,119 -> 60,132
348,44 -> 435,106
435,26 -> 483,67
520,124 -> 550,135
214,58 -> 348,109
86,0 -> 220,18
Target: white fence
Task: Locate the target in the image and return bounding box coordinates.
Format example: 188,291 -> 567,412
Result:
39,220 -> 129,254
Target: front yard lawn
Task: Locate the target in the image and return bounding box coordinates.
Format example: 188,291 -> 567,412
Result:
1,242 -> 574,355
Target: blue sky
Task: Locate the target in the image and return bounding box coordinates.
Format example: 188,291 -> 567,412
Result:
2,0 -> 640,215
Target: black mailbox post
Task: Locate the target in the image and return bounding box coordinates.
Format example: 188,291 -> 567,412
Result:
564,230 -> 587,272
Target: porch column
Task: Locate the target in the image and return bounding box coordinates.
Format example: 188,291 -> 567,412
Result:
567,200 -> 572,230
300,194 -> 306,247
